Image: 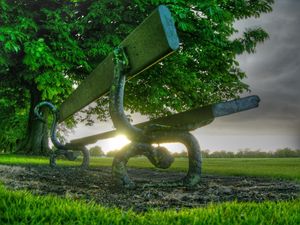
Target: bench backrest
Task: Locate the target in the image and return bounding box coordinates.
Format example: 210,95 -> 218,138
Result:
58,5 -> 179,122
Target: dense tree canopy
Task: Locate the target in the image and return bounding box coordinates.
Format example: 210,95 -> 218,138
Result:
0,0 -> 274,153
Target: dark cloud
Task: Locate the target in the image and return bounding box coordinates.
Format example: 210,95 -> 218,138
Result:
216,0 -> 300,131
198,0 -> 300,150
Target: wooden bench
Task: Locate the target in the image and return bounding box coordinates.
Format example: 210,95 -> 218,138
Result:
34,5 -> 180,168
71,94 -> 259,188
35,5 -> 260,188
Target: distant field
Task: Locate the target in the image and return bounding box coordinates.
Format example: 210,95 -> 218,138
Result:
1,154 -> 299,181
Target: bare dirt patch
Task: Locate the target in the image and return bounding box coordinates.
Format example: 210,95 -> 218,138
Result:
0,164 -> 299,212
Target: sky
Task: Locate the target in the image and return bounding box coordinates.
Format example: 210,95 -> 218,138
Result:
68,0 -> 300,152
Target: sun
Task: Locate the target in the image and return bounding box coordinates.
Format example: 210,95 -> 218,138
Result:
109,135 -> 131,150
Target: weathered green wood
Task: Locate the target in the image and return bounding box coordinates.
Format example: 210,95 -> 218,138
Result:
71,107 -> 213,145
59,5 -> 179,122
71,95 -> 260,145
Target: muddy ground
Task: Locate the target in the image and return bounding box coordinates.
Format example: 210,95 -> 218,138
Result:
0,165 -> 299,212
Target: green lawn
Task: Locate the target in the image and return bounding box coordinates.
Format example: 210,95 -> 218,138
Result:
0,154 -> 299,224
173,157 -> 300,182
0,184 -> 299,225
1,154 -> 300,181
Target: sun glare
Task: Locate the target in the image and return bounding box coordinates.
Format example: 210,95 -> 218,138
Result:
97,135 -> 186,153
109,135 -> 131,150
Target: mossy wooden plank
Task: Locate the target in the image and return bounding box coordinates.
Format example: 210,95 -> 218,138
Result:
59,5 -> 179,122
71,107 -> 214,145
71,96 -> 260,145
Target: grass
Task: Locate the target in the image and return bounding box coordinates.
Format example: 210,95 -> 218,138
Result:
0,185 -> 299,225
1,154 -> 300,181
172,157 -> 300,182
0,154 -> 299,224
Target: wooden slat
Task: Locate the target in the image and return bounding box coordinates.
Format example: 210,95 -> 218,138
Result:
212,95 -> 260,117
70,95 -> 260,145
71,106 -> 214,145
59,5 -> 179,122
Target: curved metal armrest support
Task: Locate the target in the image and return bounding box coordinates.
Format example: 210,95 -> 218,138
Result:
109,47 -> 144,140
109,47 -> 202,188
34,102 -> 89,168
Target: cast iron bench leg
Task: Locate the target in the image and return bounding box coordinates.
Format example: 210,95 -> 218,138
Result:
34,102 -> 90,169
110,47 -> 202,188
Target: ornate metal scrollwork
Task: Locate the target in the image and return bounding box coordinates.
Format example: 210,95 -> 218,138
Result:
34,102 -> 89,168
110,47 -> 202,188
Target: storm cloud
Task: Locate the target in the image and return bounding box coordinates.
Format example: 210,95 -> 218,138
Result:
198,0 -> 300,150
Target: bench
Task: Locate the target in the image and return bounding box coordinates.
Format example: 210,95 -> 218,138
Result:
72,95 -> 259,188
34,5 -> 260,188
34,5 -> 179,168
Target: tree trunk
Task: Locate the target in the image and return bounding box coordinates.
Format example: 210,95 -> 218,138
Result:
17,84 -> 50,155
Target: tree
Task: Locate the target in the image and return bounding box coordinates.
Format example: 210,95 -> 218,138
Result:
0,0 -> 274,154
274,148 -> 300,158
106,150 -> 119,158
172,151 -> 188,158
0,0 -> 89,154
89,146 -> 104,157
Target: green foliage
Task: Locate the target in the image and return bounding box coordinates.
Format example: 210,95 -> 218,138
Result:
0,115 -> 26,153
0,184 -> 299,224
273,148 -> 300,158
106,150 -> 119,157
123,0 -> 274,117
0,1 -> 91,152
0,0 -> 274,150
201,148 -> 300,158
0,1 -> 89,104
0,88 -> 28,152
89,146 -> 104,157
172,151 -> 188,158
